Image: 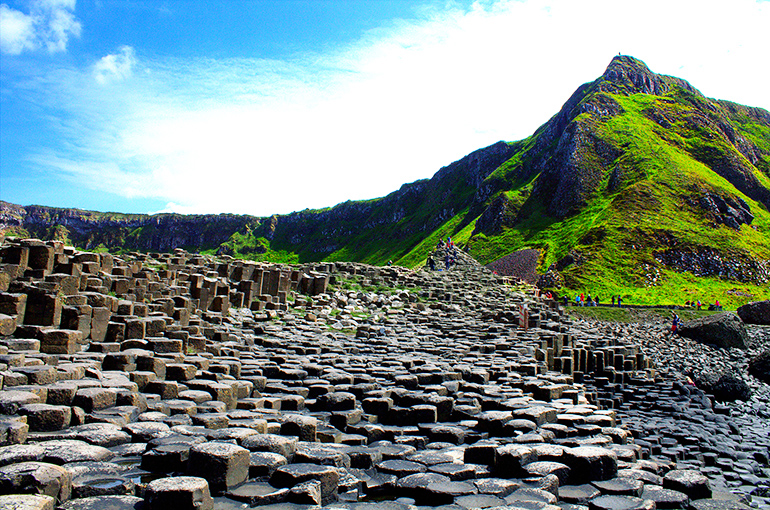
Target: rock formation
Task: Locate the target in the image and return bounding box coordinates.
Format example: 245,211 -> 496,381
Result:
0,237 -> 767,508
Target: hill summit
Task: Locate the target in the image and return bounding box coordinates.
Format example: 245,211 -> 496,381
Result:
2,55 -> 770,307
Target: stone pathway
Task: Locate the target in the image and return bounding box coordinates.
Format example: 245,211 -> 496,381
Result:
0,237 -> 767,510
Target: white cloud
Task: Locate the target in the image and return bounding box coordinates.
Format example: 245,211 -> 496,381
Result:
0,0 -> 80,54
93,46 -> 136,84
19,0 -> 770,215
0,4 -> 36,54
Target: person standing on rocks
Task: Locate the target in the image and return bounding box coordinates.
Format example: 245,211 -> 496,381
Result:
428,255 -> 435,271
519,302 -> 529,331
671,312 -> 680,333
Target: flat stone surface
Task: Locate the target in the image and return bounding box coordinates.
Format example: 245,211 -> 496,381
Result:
39,439 -> 114,464
0,443 -> 45,467
57,495 -> 145,509
587,495 -> 654,510
559,483 -> 602,503
0,494 -> 55,510
145,475 -> 213,510
640,484 -> 690,509
663,469 -> 712,500
270,463 -> 340,503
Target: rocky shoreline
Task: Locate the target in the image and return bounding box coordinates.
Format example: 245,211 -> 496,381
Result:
0,237 -> 767,510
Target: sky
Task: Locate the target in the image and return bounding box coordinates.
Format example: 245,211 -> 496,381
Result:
1,0 -> 769,217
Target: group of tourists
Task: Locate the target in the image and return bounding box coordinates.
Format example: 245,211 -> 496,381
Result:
683,298 -> 722,311
568,293 -> 625,307
574,293 -> 600,306
554,293 -> 625,307
426,237 -> 458,271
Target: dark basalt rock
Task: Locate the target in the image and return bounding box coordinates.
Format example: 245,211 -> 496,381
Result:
663,469 -> 712,500
0,461 -> 72,503
0,237 -> 769,510
736,300 -> 770,325
691,192 -> 754,230
692,372 -> 752,402
748,350 -> 770,384
677,312 -> 748,349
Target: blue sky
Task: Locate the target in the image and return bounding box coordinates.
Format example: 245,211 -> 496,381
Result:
1,0 -> 769,216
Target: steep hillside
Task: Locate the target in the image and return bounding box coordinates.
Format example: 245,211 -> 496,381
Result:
3,55 -> 769,307
465,56 -> 770,307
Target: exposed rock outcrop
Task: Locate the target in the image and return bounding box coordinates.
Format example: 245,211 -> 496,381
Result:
654,248 -> 769,285
690,192 -> 754,230
737,300 -> 770,325
678,312 -> 748,349
692,371 -> 752,402
0,237 -> 769,508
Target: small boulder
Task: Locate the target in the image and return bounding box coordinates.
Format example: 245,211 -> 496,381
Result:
0,461 -> 72,503
678,312 -> 747,349
692,372 -> 752,402
748,350 -> 770,384
736,300 -> 770,325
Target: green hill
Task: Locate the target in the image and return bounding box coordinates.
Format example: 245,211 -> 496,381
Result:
460,56 -> 770,308
3,56 -> 769,308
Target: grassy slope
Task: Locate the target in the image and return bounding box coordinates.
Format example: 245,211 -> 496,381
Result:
451,89 -> 770,309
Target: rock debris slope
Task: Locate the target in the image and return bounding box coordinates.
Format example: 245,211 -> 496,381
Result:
0,237 -> 767,509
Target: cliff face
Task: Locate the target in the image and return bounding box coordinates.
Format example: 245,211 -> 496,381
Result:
1,202 -> 260,253
265,141 -> 518,257
1,140 -> 517,259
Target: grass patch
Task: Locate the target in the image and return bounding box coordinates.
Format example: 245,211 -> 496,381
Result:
566,305 -> 722,323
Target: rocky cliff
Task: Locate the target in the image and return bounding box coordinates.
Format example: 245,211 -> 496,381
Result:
0,201 -> 260,253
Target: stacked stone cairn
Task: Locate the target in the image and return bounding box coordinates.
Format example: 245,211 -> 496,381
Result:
0,237 -> 766,510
